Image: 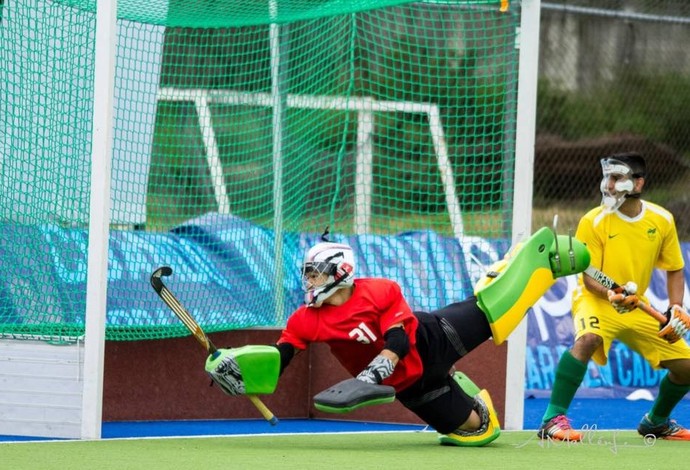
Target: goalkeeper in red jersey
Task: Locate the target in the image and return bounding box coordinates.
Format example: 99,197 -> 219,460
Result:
279,240 -> 504,447
538,152 -> 690,442
206,224 -> 590,447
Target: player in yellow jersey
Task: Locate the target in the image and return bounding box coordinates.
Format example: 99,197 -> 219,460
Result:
538,152 -> 690,441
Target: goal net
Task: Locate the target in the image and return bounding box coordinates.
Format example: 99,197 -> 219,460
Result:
0,0 -> 521,341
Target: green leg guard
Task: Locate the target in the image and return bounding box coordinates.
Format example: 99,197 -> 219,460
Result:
452,371 -> 481,398
474,226 -> 590,344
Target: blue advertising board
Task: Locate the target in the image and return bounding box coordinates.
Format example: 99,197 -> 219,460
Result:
0,214 -> 688,398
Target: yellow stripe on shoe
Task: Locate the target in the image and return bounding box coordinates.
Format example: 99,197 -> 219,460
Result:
438,389 -> 501,447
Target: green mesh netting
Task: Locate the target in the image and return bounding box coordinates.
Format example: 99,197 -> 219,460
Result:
54,0 -> 506,27
0,0 -> 519,341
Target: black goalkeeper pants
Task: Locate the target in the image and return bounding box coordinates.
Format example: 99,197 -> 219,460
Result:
396,296 -> 493,434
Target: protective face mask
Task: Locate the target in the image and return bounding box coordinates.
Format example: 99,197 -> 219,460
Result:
600,159 -> 634,212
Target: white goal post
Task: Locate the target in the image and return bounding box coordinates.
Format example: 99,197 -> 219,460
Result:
155,88 -> 465,241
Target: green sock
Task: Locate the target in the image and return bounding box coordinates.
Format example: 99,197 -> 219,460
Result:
648,374 -> 690,424
541,350 -> 588,423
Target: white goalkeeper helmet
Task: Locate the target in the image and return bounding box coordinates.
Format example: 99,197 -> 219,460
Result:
599,153 -> 646,212
301,242 -> 355,307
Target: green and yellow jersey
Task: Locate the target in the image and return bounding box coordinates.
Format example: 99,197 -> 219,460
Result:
574,200 -> 684,305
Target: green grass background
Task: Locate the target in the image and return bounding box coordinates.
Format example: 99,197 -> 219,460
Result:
4,430 -> 690,470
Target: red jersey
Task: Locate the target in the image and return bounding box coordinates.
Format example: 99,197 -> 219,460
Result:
277,278 -> 423,392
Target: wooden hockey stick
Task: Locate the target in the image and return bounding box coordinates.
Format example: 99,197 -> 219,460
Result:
150,266 -> 279,425
583,265 -> 668,325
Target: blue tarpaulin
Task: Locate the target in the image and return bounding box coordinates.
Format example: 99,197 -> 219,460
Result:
0,214 -> 688,398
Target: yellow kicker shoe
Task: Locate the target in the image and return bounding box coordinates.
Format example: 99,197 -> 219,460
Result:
438,389 -> 501,447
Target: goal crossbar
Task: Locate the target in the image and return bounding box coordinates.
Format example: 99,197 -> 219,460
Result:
157,87 -> 464,239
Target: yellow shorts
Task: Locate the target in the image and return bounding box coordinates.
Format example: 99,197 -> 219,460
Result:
572,294 -> 690,367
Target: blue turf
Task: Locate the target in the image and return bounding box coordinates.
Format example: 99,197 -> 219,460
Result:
102,418 -> 428,438
524,397 -> 690,430
3,398 -> 690,442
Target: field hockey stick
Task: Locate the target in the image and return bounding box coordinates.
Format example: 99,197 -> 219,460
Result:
150,266 -> 279,425
583,265 -> 669,325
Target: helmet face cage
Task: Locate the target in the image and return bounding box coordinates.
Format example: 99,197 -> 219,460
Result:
600,158 -> 635,212
301,242 -> 355,307
301,261 -> 337,288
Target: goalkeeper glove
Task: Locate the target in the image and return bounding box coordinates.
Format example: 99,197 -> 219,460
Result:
607,281 -> 639,313
658,305 -> 690,344
356,355 -> 395,384
207,350 -> 245,396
